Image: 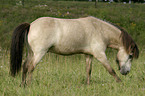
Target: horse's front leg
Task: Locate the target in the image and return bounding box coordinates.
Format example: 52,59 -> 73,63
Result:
94,52 -> 121,82
86,55 -> 93,85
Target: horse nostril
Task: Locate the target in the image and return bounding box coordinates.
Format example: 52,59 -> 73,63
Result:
124,71 -> 130,75
120,69 -> 130,75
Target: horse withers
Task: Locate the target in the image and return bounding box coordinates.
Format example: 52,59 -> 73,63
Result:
10,16 -> 139,85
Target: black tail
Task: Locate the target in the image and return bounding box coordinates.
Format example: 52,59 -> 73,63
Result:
10,23 -> 30,77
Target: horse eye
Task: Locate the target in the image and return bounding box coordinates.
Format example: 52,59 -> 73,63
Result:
129,55 -> 133,59
116,58 -> 120,70
116,59 -> 119,64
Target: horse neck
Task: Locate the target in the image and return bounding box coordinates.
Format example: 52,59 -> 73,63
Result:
92,18 -> 122,49
106,27 -> 122,49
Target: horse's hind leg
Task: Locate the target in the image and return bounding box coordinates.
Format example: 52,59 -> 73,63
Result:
22,53 -> 33,86
86,55 -> 93,85
22,51 -> 46,85
27,51 -> 46,85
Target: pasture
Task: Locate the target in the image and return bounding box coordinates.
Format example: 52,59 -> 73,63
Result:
0,1 -> 145,96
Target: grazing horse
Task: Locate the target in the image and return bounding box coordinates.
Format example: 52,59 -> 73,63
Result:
10,16 -> 139,85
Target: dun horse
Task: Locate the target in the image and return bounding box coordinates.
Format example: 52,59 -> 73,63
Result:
10,16 -> 139,85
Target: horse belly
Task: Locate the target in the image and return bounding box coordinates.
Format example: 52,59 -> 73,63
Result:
49,42 -> 87,55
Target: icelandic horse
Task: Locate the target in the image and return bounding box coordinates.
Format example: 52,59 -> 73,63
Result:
10,16 -> 139,85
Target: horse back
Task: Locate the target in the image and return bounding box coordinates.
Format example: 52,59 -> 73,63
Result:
28,17 -> 107,55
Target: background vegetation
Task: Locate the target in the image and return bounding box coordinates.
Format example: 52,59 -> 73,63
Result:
0,0 -> 145,96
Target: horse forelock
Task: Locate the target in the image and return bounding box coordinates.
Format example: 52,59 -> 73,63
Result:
120,30 -> 139,59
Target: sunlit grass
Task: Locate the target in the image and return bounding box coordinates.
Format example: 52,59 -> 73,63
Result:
0,50 -> 145,96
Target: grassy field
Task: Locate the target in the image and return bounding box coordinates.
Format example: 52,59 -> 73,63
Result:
0,51 -> 145,96
0,1 -> 145,96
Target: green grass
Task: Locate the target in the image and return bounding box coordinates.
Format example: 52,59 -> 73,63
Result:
0,51 -> 145,96
0,1 -> 145,96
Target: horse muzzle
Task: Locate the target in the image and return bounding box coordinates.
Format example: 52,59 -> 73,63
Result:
120,66 -> 130,75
